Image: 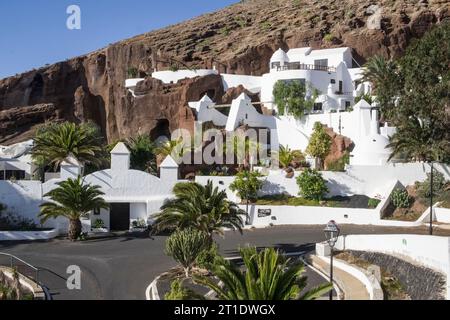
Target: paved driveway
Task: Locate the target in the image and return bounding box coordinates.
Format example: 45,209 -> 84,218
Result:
0,224 -> 443,300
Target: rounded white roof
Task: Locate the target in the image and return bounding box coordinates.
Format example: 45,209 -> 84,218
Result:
355,133 -> 391,153
270,48 -> 289,63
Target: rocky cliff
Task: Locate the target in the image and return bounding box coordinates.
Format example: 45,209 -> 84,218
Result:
0,0 -> 448,144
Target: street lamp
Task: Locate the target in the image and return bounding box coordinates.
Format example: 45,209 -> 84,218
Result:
429,162 -> 434,235
324,220 -> 340,301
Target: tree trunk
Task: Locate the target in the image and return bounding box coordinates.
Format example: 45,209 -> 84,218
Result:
68,218 -> 82,241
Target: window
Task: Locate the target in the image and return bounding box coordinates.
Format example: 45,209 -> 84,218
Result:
94,208 -> 101,216
345,101 -> 351,109
271,62 -> 281,69
314,59 -> 328,70
0,171 -> 4,180
4,170 -> 25,180
313,103 -> 323,111
330,79 -> 336,84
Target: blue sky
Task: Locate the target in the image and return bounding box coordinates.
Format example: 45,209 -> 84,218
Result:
0,0 -> 237,79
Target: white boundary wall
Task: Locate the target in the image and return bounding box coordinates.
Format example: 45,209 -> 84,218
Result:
0,229 -> 59,241
335,234 -> 450,299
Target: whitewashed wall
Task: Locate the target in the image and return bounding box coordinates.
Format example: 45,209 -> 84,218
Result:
346,163 -> 450,188
435,208 -> 450,224
0,181 -> 42,223
335,234 -> 450,299
151,69 -> 218,84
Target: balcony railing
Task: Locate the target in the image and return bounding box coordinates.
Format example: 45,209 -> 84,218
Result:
275,63 -> 336,73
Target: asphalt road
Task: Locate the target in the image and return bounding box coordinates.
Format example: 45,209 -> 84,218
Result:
0,224 -> 444,300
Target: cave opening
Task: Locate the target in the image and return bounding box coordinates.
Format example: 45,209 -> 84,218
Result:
150,119 -> 171,142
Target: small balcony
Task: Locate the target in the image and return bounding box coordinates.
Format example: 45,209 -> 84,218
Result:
274,63 -> 336,73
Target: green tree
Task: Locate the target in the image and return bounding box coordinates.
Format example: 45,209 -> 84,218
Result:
386,22 -> 450,163
31,122 -> 106,172
151,181 -> 245,239
39,176 -> 108,241
229,170 -> 263,223
125,135 -> 157,173
155,138 -> 188,164
273,80 -> 319,119
306,122 -> 331,169
165,228 -> 210,278
361,55 -> 400,120
194,247 -> 332,300
296,169 -> 328,201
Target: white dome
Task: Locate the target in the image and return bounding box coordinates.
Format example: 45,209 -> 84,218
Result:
270,48 -> 289,63
351,133 -> 391,166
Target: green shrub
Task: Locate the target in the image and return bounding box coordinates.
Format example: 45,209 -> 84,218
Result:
164,279 -> 204,300
165,229 -> 210,278
127,67 -> 138,78
196,242 -> 219,270
391,189 -> 411,208
92,219 -> 105,229
368,198 -> 381,209
416,171 -> 448,203
327,152 -> 350,172
296,169 -> 328,201
323,34 -> 334,42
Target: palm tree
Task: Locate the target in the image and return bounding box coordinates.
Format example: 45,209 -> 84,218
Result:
274,145 -> 303,169
155,138 -> 188,164
31,122 -> 106,172
194,247 -> 332,300
361,55 -> 400,120
387,116 -> 449,162
151,181 -> 246,240
39,176 -> 108,241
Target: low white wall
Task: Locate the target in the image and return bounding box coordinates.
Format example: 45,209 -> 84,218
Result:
318,256 -> 383,300
436,207 -> 450,224
0,229 -> 59,241
246,205 -> 381,227
335,234 -> 450,299
151,69 -> 218,84
346,163 -> 450,189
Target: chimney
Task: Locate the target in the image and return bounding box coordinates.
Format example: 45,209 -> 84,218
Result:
370,109 -> 379,135
110,142 -> 130,171
159,155 -> 179,183
60,154 -> 82,180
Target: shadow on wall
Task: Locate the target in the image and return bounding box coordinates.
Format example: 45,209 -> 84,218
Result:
0,181 -> 42,225
259,180 -> 287,196
326,179 -> 354,197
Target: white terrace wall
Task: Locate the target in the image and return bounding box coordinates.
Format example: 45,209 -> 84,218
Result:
334,234 -> 450,299
346,163 -> 450,188
246,204 -> 381,227
0,181 -> 42,223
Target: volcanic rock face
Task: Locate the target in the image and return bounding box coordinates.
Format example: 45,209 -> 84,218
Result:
0,0 -> 448,144
324,126 -> 354,170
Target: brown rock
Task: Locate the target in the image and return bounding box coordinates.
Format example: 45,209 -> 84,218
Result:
323,126 -> 354,170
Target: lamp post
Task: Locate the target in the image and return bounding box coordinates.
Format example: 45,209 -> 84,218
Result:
324,220 -> 340,301
429,162 -> 434,235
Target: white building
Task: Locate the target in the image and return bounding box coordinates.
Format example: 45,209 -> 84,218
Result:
124,46 -> 392,166
0,140 -> 35,180
0,143 -> 180,233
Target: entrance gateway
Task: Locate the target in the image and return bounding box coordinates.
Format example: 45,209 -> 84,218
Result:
109,203 -> 130,231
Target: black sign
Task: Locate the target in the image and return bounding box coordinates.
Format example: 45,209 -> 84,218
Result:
258,209 -> 271,217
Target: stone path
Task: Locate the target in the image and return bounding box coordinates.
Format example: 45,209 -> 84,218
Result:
308,255 -> 370,300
